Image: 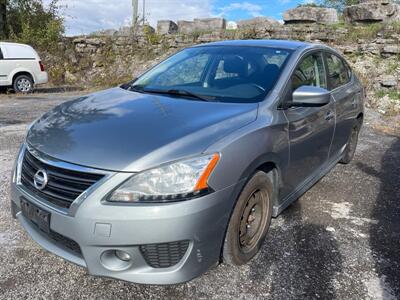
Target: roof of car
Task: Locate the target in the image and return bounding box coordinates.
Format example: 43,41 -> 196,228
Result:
0,42 -> 29,47
0,42 -> 39,59
195,39 -> 319,50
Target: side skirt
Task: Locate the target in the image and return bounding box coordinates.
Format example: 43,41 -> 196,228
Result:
272,151 -> 344,217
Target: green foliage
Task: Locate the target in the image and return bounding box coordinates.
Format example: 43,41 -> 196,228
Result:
376,89 -> 400,101
47,64 -> 65,85
6,0 -> 64,50
297,3 -> 323,8
391,21 -> 400,34
339,23 -> 385,42
238,28 -> 258,40
144,26 -> 161,45
0,0 -> 6,39
91,73 -> 132,89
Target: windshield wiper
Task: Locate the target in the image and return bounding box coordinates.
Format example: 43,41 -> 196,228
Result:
142,88 -> 216,102
128,85 -> 145,93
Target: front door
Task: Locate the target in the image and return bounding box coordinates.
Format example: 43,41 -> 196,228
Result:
325,52 -> 360,157
282,51 -> 336,195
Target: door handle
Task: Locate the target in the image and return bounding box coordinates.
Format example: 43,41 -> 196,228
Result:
325,111 -> 335,121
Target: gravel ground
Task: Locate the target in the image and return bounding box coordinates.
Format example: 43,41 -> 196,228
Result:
0,92 -> 399,300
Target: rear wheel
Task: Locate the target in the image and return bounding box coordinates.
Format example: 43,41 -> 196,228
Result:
13,75 -> 34,93
223,171 -> 273,265
340,119 -> 362,164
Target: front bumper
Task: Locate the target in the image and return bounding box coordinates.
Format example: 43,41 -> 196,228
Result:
10,158 -> 239,284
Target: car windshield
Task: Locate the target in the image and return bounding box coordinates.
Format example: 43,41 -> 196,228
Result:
127,46 -> 293,103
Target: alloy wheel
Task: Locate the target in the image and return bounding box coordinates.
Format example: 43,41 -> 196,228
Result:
17,78 -> 32,93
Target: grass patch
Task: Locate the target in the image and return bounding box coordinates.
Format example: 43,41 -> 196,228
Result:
344,23 -> 385,42
390,21 -> 400,34
376,89 -> 400,101
387,59 -> 400,74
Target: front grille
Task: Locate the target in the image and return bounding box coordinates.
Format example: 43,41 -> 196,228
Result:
20,150 -> 104,209
140,240 -> 190,268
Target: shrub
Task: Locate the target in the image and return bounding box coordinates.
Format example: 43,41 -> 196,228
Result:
6,0 -> 64,51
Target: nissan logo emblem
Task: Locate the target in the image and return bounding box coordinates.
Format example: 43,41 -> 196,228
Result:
33,169 -> 48,190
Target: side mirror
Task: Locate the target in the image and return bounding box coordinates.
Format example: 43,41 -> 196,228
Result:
289,86 -> 331,108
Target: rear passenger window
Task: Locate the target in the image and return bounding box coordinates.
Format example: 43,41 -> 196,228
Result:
326,54 -> 350,90
292,52 -> 327,91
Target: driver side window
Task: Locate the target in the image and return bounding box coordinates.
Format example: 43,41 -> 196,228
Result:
292,53 -> 327,91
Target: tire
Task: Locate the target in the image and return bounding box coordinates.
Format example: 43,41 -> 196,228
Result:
13,75 -> 34,93
340,119 -> 362,164
223,171 -> 273,266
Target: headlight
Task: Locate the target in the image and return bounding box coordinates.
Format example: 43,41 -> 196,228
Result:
107,153 -> 220,203
12,144 -> 26,184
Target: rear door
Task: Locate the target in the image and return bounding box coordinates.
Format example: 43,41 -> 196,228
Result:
0,45 -> 9,85
324,52 -> 360,157
282,51 -> 336,195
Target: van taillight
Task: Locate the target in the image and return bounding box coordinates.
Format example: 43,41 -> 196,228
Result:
39,61 -> 45,72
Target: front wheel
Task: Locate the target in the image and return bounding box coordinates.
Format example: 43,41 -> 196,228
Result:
223,171 -> 273,266
13,75 -> 34,93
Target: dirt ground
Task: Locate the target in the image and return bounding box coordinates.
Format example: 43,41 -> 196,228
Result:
0,92 -> 399,299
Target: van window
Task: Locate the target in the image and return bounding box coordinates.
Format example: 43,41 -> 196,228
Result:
4,44 -> 36,59
0,47 -> 3,59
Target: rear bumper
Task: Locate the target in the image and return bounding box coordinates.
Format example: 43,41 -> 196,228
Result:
34,71 -> 48,85
11,176 -> 240,284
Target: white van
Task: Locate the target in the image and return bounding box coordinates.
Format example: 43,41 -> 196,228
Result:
0,42 -> 48,93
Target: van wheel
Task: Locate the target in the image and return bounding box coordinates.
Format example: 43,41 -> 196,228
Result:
340,119 -> 361,164
223,171 -> 273,266
13,75 -> 34,93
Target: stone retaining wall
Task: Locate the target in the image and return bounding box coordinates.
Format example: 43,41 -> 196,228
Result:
50,22 -> 398,91
39,1 -> 400,114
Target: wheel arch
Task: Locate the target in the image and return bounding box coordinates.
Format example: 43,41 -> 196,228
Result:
256,161 -> 280,210
229,152 -> 283,221
12,71 -> 35,84
357,112 -> 364,124
240,153 -> 282,197
219,154 -> 282,263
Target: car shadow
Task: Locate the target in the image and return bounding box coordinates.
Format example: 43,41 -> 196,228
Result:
357,138 -> 400,298
0,86 -> 83,94
34,86 -> 84,94
249,200 -> 343,299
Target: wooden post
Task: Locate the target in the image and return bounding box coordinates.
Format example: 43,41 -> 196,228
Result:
142,0 -> 145,26
132,0 -> 138,27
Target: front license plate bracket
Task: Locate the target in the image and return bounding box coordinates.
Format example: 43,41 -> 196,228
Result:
20,198 -> 51,234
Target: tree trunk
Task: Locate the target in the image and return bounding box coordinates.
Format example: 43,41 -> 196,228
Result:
0,0 -> 6,39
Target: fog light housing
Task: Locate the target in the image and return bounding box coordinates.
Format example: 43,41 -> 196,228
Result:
115,250 -> 131,262
100,249 -> 133,271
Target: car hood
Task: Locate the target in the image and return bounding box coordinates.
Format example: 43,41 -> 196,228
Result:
27,88 -> 258,172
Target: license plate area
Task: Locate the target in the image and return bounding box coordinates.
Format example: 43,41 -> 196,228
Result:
21,198 -> 51,234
